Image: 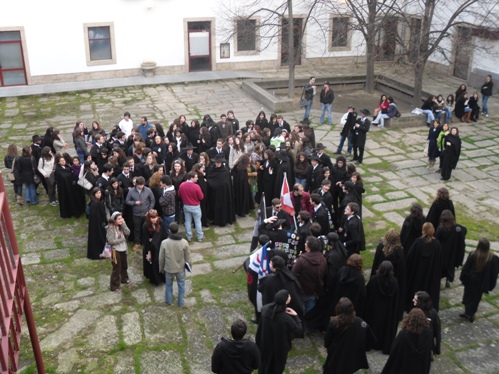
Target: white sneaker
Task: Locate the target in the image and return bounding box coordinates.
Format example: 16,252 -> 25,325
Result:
485,114 -> 489,118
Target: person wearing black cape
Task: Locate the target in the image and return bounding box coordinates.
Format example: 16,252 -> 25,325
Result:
87,187 -> 107,260
440,127 -> 461,181
232,155 -> 254,217
405,222 -> 442,311
330,254 -> 367,320
256,289 -> 303,374
459,237 -> 499,323
413,291 -> 441,356
425,187 -> 455,233
258,256 -> 303,320
323,297 -> 374,374
259,150 -> 276,207
370,228 -> 406,321
142,210 -> 168,285
400,203 -> 425,257
435,209 -> 467,288
272,151 -> 293,199
55,154 -> 86,218
381,308 -> 433,374
206,155 -> 235,227
366,261 -> 400,354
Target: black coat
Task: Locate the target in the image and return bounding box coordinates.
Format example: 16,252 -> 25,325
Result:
341,215 -> 366,256
323,317 -> 374,374
352,117 -> 370,147
14,156 -> 36,184
313,204 -> 330,236
370,244 -> 406,321
211,337 -> 260,374
441,134 -> 461,180
256,302 -> 303,374
207,164 -> 235,226
405,237 -> 442,311
87,200 -> 107,260
435,224 -> 467,281
55,165 -> 86,218
142,221 -> 168,285
258,270 -> 304,319
308,164 -> 323,192
331,266 -> 367,319
232,165 -> 253,216
381,328 -> 433,374
425,199 -> 455,232
460,252 -> 499,316
273,158 -> 293,199
366,274 -> 400,354
259,159 -> 276,206
400,215 -> 425,258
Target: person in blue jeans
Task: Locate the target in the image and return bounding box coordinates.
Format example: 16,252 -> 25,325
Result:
303,76 -> 316,123
319,81 -> 335,125
335,106 -> 356,156
480,74 -> 493,117
14,146 -> 39,205
177,171 -> 204,242
159,222 -> 191,307
159,175 -> 176,236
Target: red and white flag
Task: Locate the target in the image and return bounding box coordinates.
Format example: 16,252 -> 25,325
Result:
280,172 -> 295,215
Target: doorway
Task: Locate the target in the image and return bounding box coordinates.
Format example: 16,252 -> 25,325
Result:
0,31 -> 27,86
187,21 -> 212,72
453,27 -> 472,80
281,18 -> 303,66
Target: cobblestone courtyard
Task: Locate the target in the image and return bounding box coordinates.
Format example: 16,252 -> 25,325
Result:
1,68 -> 499,373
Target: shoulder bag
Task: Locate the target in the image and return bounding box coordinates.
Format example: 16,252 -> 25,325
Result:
77,172 -> 93,190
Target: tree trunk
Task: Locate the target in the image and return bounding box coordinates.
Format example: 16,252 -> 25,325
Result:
364,0 -> 377,94
287,0 -> 295,98
413,62 -> 425,108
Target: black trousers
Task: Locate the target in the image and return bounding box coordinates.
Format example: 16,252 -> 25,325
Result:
110,250 -> 129,291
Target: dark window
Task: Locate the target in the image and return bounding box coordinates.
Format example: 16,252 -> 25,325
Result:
237,19 -> 256,52
88,26 -> 112,61
332,17 -> 349,47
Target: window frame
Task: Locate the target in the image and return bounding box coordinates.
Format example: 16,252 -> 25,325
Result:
234,17 -> 260,56
83,23 -> 116,66
329,16 -> 351,51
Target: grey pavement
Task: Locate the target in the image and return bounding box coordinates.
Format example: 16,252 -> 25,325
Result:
2,67 -> 499,373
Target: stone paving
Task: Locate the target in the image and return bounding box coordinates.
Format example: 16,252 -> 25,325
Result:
1,67 -> 499,373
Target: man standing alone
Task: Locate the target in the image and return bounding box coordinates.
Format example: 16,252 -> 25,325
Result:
159,222 -> 191,307
303,76 -> 316,124
319,81 -> 335,125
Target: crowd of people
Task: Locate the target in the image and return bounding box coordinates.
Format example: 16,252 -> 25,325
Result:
2,91 -> 497,373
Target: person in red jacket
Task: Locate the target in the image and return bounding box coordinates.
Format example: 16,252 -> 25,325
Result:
177,171 -> 204,242
290,183 -> 314,217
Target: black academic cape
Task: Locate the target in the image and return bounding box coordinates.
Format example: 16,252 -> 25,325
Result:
440,134 -> 461,180
435,224 -> 467,282
211,337 -> 260,374
331,266 -> 367,319
366,274 -> 400,354
313,205 -> 330,236
381,328 -> 433,374
342,215 -> 366,256
323,317 -> 374,374
142,221 -> 168,285
351,117 -> 371,147
400,215 -> 425,258
256,302 -> 303,374
425,199 -> 456,232
258,270 -> 304,319
87,200 -> 107,260
232,165 -> 253,216
405,237 -> 442,311
273,158 -> 293,199
259,159 -> 277,206
55,164 -> 86,219
207,164 -> 235,226
460,253 -> 499,316
370,244 -> 406,321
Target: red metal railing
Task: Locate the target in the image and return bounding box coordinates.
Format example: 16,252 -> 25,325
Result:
0,172 -> 45,374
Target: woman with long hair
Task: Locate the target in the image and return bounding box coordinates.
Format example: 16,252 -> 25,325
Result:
42,127 -> 56,153
52,130 -> 69,154
413,291 -> 441,356
435,209 -> 467,288
231,154 -> 254,217
366,261 -> 400,354
259,149 -> 276,207
426,119 -> 441,169
142,153 -> 157,184
460,238 -> 499,322
197,126 -> 212,154
425,187 -> 455,231
440,126 -> 461,181
38,146 -> 57,206
164,143 -> 179,175
371,228 -> 406,321
142,209 -> 168,285
87,187 -> 107,260
55,154 -> 86,217
106,211 -> 130,292
73,127 -> 88,164
400,203 -> 425,256
229,136 -> 244,169
150,135 -> 166,165
405,222 -> 442,311
323,297 -> 373,374
455,92 -> 472,122
373,94 -> 389,118
105,177 -> 124,218
381,308 -> 433,374
14,146 -> 38,205
88,121 -> 106,144
255,110 -> 268,131
294,152 -> 311,191
435,122 -> 450,173
186,119 -> 200,152
170,159 -> 186,223
5,144 -> 23,205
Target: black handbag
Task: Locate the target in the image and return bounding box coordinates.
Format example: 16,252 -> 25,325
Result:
299,87 -> 308,107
